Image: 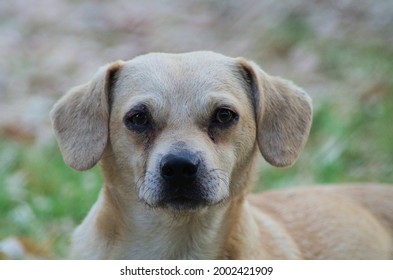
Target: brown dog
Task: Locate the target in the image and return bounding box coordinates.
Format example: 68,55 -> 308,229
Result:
50,51 -> 393,259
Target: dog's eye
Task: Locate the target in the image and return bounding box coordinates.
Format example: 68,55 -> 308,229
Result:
208,108 -> 238,142
124,108 -> 151,132
214,108 -> 237,124
130,112 -> 148,126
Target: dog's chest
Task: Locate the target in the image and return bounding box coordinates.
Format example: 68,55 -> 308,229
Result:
119,230 -> 219,260
118,213 -> 224,260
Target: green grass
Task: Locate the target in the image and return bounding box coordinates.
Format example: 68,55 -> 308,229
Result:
0,140 -> 101,258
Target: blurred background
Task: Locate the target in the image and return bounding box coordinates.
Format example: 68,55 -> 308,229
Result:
0,0 -> 392,259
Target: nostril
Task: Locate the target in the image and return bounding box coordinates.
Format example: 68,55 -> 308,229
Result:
161,164 -> 174,178
183,161 -> 199,177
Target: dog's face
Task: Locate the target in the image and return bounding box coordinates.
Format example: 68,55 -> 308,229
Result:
109,53 -> 257,211
50,51 -> 312,212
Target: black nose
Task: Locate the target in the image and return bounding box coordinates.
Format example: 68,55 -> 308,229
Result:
160,152 -> 200,187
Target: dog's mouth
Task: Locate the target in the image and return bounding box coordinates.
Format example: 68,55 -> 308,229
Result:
139,185 -> 226,212
160,194 -> 209,212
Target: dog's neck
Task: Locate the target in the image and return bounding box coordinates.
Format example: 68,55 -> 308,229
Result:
130,203 -> 231,259
91,185 -> 242,259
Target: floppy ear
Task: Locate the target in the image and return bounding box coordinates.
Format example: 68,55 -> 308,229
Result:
237,59 -> 312,167
50,61 -> 124,171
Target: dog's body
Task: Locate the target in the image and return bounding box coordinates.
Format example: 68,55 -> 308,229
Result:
50,51 -> 393,259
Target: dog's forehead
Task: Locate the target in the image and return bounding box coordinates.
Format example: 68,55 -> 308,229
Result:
114,52 -> 249,116
117,52 -> 244,96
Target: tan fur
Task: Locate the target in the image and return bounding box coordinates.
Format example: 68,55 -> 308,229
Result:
50,51 -> 393,259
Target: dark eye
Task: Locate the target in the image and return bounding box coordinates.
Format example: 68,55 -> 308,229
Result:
124,108 -> 151,132
214,108 -> 237,124
130,112 -> 148,126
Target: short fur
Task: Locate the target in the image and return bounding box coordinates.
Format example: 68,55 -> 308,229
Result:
50,51 -> 393,259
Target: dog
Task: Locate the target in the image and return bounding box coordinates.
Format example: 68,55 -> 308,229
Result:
50,51 -> 393,259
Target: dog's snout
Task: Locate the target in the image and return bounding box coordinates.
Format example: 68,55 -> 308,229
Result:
160,152 -> 200,186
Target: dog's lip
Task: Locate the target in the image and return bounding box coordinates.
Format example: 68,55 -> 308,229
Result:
161,195 -> 208,211
165,195 -> 203,204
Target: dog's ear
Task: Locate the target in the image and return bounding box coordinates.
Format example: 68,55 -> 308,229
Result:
237,58 -> 312,167
50,61 -> 124,171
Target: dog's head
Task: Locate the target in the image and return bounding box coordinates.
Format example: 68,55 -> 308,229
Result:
50,51 -> 312,212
